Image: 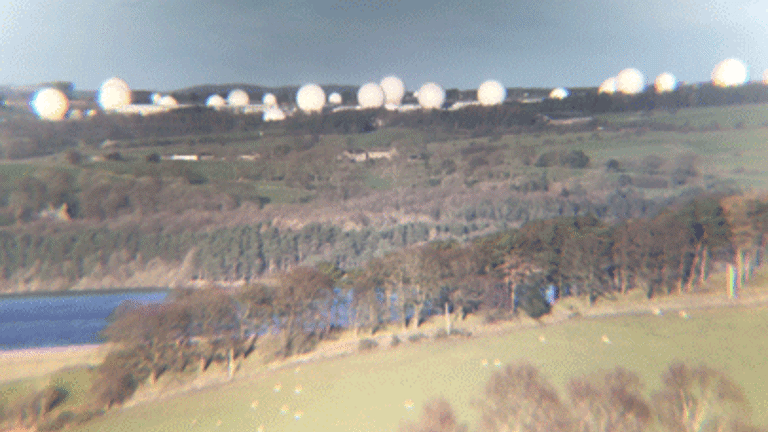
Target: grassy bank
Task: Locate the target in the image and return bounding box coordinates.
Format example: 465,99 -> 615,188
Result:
58,302 -> 768,432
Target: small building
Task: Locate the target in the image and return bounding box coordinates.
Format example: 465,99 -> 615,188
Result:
170,154 -> 199,161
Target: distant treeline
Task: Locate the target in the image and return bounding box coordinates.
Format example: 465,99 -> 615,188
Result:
0,187 -> 716,291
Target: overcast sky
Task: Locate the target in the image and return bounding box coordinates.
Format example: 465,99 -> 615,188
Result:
0,0 -> 766,91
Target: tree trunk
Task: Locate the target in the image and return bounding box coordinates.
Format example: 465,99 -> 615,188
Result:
698,247 -> 708,286
677,252 -> 686,294
686,244 -> 701,293
736,248 -> 743,291
444,302 -> 451,335
744,251 -> 752,282
369,303 -> 377,335
411,302 -> 422,331
227,347 -> 234,380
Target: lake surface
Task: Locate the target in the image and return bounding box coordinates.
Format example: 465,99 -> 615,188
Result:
0,290 -> 168,350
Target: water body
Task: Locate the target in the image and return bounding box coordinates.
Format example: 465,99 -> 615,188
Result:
0,284 -> 551,351
0,289 -> 168,350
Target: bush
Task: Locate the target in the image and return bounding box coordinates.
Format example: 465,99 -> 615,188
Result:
182,168 -> 208,185
476,363 -> 573,432
64,150 -> 83,165
145,152 -> 161,163
535,150 -> 589,169
104,152 -> 124,162
516,284 -> 551,319
534,151 -> 559,168
37,411 -> 75,431
390,335 -> 401,347
91,349 -> 145,409
561,150 -> 590,168
434,329 -> 449,339
408,333 -> 428,343
358,338 -> 379,352
606,159 -> 621,172
440,158 -> 457,175
618,174 -> 632,187
449,328 -> 473,338
641,155 -> 664,174
400,398 -> 467,432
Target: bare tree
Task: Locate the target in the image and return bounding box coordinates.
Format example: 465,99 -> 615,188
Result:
568,367 -> 651,432
400,398 -> 468,432
273,266 -> 334,357
474,362 -> 575,432
652,363 -> 752,432
100,302 -> 190,386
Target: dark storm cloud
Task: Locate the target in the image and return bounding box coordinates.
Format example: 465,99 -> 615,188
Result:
0,0 -> 765,90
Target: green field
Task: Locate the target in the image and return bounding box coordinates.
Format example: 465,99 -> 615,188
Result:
65,305 -> 768,432
595,103 -> 768,129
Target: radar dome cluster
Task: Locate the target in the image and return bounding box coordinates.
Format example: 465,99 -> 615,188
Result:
296,84 -> 326,113
262,93 -> 277,107
380,76 -> 405,105
357,83 -> 385,109
98,77 -> 132,110
654,72 -> 677,93
477,80 -> 506,106
227,89 -> 250,106
616,68 -> 645,95
328,92 -> 343,105
33,56 -> 768,124
549,87 -> 569,100
417,82 -> 445,109
206,94 -> 226,107
31,88 -> 69,121
711,58 -> 748,87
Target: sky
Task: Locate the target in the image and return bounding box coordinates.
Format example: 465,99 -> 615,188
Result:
0,0 -> 766,92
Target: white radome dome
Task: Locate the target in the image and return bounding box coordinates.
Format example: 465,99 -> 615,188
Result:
100,77 -> 129,92
151,93 -> 162,104
712,58 -> 748,87
227,89 -> 250,106
598,77 -> 617,94
263,107 -> 286,122
328,92 -> 343,105
477,80 -> 506,106
380,75 -> 405,105
357,83 -> 385,109
296,84 -> 326,114
98,81 -> 131,110
262,93 -> 277,106
616,68 -> 645,95
206,94 -> 226,107
417,82 -> 445,109
158,95 -> 178,107
549,87 -> 569,100
654,72 -> 677,93
31,87 -> 69,121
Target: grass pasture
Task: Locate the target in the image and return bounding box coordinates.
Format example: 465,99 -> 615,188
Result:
595,103 -> 768,129
65,305 -> 768,432
0,345 -> 105,385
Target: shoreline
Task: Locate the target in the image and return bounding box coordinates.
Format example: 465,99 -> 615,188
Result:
0,287 -> 170,299
0,343 -> 102,360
